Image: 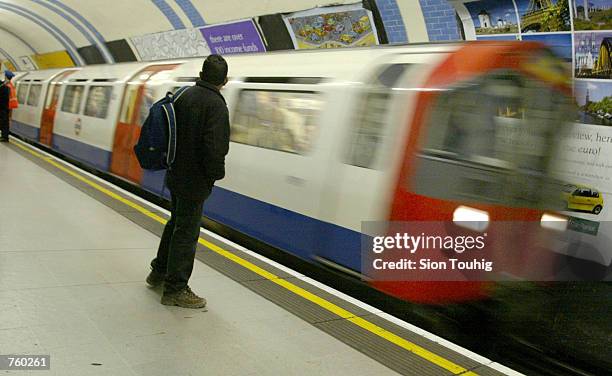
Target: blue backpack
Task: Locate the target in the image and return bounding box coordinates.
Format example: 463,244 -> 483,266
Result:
134,86 -> 189,170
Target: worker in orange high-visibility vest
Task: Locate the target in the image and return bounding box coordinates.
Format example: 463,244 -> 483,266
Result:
2,70 -> 17,142
5,70 -> 18,111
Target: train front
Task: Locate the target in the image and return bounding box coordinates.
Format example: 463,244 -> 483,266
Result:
366,42 -> 576,305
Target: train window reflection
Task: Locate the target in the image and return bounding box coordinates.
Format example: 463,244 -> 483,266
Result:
422,73 -> 530,166
27,84 -> 42,107
84,86 -> 112,119
345,64 -> 410,168
61,85 -> 85,114
16,83 -> 29,104
231,90 -> 322,154
414,70 -> 573,208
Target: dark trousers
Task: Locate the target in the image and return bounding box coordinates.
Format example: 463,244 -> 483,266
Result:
0,111 -> 9,140
151,193 -> 207,293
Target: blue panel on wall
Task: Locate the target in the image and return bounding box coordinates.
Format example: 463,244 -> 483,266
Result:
374,0 -> 409,43
419,0 -> 462,41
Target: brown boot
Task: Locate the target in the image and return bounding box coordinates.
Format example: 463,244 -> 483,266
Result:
161,286 -> 206,309
146,270 -> 165,288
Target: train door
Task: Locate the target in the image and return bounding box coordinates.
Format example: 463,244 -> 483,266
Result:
40,70 -> 76,146
314,57 -> 435,272
110,64 -> 179,183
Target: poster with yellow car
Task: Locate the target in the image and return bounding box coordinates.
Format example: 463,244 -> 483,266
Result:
562,183 -> 605,215
282,4 -> 379,50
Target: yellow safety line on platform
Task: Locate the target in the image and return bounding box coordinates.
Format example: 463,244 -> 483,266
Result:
12,140 -> 480,376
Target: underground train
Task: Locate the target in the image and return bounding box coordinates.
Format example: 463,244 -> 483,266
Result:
10,42 -> 574,305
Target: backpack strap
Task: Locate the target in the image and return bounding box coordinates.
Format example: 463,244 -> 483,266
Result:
161,86 -> 190,167
172,86 -> 190,101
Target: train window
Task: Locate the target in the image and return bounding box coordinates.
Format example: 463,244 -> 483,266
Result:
413,69 -> 574,207
84,86 -> 112,119
231,90 -> 322,154
421,73 -> 526,165
345,64 -> 411,168
16,83 -> 29,104
26,84 -> 42,106
61,85 -> 85,114
176,77 -> 197,82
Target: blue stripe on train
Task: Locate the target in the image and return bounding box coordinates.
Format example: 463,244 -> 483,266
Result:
11,120 -> 39,140
52,133 -> 111,171
204,186 -> 363,272
38,134 -> 365,273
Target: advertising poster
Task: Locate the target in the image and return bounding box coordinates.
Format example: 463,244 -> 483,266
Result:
572,0 -> 612,30
516,0 -> 571,33
574,31 -> 612,79
464,0 -> 519,35
0,61 -> 14,72
200,20 -> 266,55
282,4 -> 379,50
552,119 -> 612,266
522,32 -> 573,61
575,79 -> 612,125
31,51 -> 75,69
131,28 -> 210,61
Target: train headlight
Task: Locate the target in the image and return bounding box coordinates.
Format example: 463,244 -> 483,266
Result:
453,206 -> 489,232
540,213 -> 568,232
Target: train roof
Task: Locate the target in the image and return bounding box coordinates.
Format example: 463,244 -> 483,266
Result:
63,62 -> 158,83
173,43 -> 460,81
13,43 -> 462,85
18,42 -> 556,85
16,68 -> 70,82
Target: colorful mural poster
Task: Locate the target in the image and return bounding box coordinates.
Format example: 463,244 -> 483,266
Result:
464,0 -> 519,35
200,19 -> 266,55
572,0 -> 612,30
282,4 -> 379,49
515,0 -> 571,33
575,31 -> 612,79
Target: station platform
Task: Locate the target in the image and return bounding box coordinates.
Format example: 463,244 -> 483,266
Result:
0,137 -> 520,376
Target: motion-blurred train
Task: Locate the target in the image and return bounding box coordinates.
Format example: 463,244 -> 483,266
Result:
10,42 -> 573,305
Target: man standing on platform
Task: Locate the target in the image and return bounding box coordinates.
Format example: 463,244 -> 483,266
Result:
0,72 -> 11,142
146,55 -> 230,309
5,71 -> 18,119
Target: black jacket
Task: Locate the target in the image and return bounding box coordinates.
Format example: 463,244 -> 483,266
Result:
166,80 -> 230,201
0,82 -> 10,114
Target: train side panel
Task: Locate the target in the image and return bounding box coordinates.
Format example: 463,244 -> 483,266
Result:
12,69 -> 68,141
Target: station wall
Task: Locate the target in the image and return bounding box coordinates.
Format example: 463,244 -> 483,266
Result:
1,0 -> 466,71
